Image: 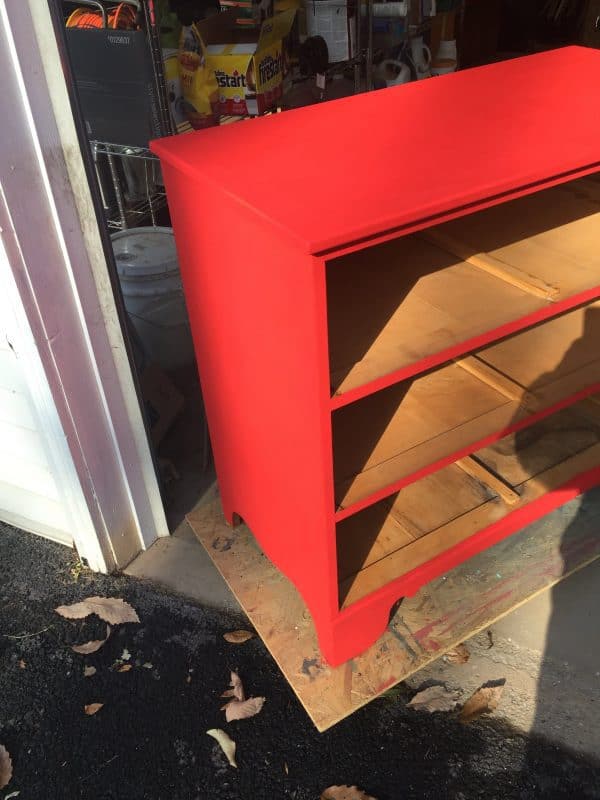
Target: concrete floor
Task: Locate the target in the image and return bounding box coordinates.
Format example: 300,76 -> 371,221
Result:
126,485 -> 600,761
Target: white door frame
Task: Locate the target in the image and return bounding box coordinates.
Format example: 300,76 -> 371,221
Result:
0,236 -> 106,566
0,0 -> 169,570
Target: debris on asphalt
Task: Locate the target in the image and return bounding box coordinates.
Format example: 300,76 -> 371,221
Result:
0,745 -> 13,789
221,670 -> 245,702
223,630 -> 255,644
220,670 -> 265,720
55,597 -> 140,625
83,666 -> 96,678
460,682 -> 505,723
206,729 -> 237,768
18,660 -> 26,670
444,644 -> 470,664
118,665 -> 133,673
84,703 -> 104,716
407,685 -> 461,713
487,629 -> 494,649
320,786 -> 378,799
71,624 -> 111,655
224,696 -> 265,722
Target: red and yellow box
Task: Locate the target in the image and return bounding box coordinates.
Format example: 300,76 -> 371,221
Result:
195,8 -> 295,117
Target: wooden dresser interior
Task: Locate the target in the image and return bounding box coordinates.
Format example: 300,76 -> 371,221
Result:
329,175 -> 600,609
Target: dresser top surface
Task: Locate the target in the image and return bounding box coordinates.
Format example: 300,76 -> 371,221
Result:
152,46 -> 600,254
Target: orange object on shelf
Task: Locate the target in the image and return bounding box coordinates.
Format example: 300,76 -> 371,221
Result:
66,3 -> 137,30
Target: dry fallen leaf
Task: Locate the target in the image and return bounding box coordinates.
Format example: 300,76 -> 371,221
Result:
84,703 -> 104,716
84,666 -> 96,678
223,630 -> 255,644
460,684 -> 504,723
72,625 -> 111,655
55,597 -> 139,625
118,664 -> 133,673
321,786 -> 378,799
407,685 -> 461,713
206,729 -> 237,768
224,696 -> 265,722
221,671 -> 245,702
18,660 -> 26,670
444,644 -> 470,664
0,745 -> 13,789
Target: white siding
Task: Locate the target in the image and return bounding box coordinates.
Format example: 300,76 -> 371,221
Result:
0,245 -> 73,546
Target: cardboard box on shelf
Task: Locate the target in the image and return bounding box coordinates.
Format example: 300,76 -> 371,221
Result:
195,8 -> 296,116
219,0 -> 275,26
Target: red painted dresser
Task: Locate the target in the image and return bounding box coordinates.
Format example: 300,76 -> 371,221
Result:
152,46 -> 600,665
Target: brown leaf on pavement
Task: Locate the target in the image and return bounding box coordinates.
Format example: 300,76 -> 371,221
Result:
0,745 -> 13,789
321,786 -> 378,799
460,684 -> 504,723
84,666 -> 97,678
55,597 -> 139,625
118,664 -> 133,673
221,671 -> 245,702
223,630 -> 255,644
84,703 -> 104,716
71,625 -> 111,655
224,696 -> 265,722
444,644 -> 470,664
407,685 -> 461,713
206,729 -> 237,768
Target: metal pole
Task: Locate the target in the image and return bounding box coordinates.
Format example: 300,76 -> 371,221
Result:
366,0 -> 373,90
142,0 -> 175,136
354,0 -> 362,93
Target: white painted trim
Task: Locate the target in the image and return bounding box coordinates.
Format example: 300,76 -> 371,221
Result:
0,236 -> 108,565
0,0 -> 169,569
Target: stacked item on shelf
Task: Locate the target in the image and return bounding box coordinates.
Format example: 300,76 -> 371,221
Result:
430,0 -> 459,74
63,0 -> 173,229
176,6 -> 296,123
64,0 -> 169,146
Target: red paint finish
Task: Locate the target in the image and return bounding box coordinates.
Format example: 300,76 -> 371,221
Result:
153,46 -> 600,255
152,48 -> 600,666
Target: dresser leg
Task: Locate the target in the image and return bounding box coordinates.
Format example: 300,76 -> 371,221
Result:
223,509 -> 242,528
316,594 -> 403,667
219,494 -> 241,527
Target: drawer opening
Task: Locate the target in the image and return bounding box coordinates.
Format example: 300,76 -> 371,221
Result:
333,301 -> 600,511
326,175 -> 600,400
337,402 -> 600,609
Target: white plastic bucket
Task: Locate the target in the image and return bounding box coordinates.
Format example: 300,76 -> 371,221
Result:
305,0 -> 350,63
111,226 -> 195,371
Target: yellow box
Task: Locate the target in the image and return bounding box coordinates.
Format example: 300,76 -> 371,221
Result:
195,8 -> 295,116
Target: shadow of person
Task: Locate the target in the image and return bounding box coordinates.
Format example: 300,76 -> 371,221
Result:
459,304 -> 600,795
515,305 -> 600,787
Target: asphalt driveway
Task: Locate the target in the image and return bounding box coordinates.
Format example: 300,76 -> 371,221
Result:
1,521 -> 599,800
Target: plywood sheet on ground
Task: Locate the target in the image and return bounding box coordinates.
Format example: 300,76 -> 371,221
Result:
187,496 -> 600,731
